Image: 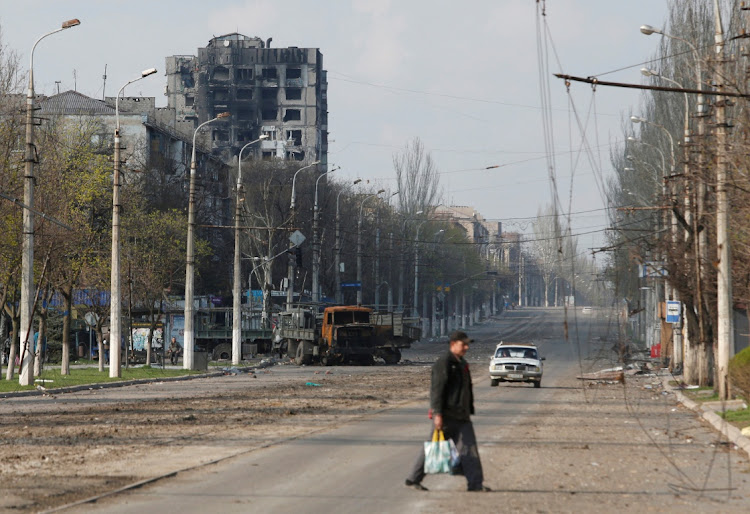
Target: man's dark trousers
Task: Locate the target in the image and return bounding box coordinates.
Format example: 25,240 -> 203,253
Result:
406,417 -> 484,489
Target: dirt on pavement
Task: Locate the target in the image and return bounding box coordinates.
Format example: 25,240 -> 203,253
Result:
0,364 -> 430,512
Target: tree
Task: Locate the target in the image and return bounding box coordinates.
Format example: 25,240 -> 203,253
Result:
393,137 -> 442,218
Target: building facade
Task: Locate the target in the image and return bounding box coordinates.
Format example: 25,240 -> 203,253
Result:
165,33 -> 328,166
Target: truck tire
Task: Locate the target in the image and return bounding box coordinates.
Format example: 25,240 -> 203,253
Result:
382,349 -> 401,365
490,379 -> 499,387
212,343 -> 231,361
294,342 -> 312,366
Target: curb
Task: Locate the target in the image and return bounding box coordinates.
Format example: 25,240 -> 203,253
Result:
0,368 -> 244,399
662,375 -> 750,458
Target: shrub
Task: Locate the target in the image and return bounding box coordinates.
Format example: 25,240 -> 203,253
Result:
729,346 -> 750,398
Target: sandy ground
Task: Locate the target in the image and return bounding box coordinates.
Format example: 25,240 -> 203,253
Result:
0,364 -> 430,512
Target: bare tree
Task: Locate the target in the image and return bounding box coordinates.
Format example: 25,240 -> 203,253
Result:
393,137 -> 442,217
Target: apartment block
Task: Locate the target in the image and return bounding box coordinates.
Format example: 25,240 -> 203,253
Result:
165,33 -> 328,165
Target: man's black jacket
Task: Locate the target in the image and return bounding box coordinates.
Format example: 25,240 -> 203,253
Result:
430,351 -> 474,421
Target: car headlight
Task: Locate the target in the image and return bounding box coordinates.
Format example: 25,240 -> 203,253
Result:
530,366 -> 540,372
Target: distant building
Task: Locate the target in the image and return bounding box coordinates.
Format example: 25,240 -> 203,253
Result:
434,205 -> 502,264
165,33 -> 328,166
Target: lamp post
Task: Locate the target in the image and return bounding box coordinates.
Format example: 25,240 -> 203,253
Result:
630,116 -> 675,172
285,161 -> 321,309
19,18 -> 81,386
374,191 -> 398,311
110,67 -> 157,378
312,166 -> 339,303
231,135 -> 268,366
335,179 -> 362,304
397,210 -> 422,312
357,189 -> 385,305
183,112 -> 230,370
413,219 -> 431,318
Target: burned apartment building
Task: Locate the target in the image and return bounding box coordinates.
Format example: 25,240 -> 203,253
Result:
165,33 -> 328,166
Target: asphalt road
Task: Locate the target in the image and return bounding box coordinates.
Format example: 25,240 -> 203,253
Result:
73,308 -> 750,513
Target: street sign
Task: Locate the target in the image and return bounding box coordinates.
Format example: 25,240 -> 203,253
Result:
289,230 -> 306,247
341,281 -> 361,290
666,301 -> 681,324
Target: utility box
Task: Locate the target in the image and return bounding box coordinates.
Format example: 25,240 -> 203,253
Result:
192,349 -> 208,371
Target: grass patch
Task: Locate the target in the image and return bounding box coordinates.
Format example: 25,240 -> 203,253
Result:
720,407 -> 750,428
0,366 -> 204,393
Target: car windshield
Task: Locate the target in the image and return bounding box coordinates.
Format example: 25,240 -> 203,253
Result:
495,347 -> 538,359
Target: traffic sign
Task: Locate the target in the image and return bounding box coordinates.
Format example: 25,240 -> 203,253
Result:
289,230 -> 306,247
341,281 -> 361,290
666,301 -> 681,324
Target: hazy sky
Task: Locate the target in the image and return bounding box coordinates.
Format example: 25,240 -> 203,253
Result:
1,1 -> 671,253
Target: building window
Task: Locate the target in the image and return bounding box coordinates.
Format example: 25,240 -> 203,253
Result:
285,130 -> 302,146
287,150 -> 305,161
185,95 -> 195,106
262,108 -> 277,120
262,67 -> 278,80
213,89 -> 229,101
236,68 -> 253,81
285,88 -> 302,100
237,107 -> 253,120
237,89 -> 253,100
262,127 -> 277,140
261,88 -> 277,100
213,130 -> 229,142
211,66 -> 230,81
283,109 -> 301,122
286,68 -> 302,79
262,150 -> 275,160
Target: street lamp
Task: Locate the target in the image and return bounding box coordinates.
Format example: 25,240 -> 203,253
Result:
19,18 -> 81,386
110,67 -> 157,378
397,210 -> 422,312
630,116 -> 675,172
183,112 -> 231,370
335,179 -> 362,304
357,189 -> 385,305
286,160 -> 321,309
312,165 -> 339,303
374,191 -> 398,311
231,135 -> 268,365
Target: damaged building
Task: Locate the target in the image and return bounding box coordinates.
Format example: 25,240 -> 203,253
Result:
165,33 -> 328,165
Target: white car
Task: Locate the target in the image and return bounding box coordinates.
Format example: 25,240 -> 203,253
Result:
582,306 -> 592,314
489,342 -> 544,388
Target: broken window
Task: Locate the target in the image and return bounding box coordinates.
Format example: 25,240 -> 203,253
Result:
283,109 -> 301,122
262,127 -> 277,140
285,88 -> 302,100
213,89 -> 228,101
286,150 -> 305,161
262,150 -> 275,160
213,130 -> 230,142
285,130 -> 302,146
235,68 -> 253,82
237,107 -> 253,120
238,130 -> 255,142
286,68 -> 302,79
261,88 -> 277,100
237,89 -> 253,100
212,66 -> 230,81
185,95 -> 195,106
261,67 -> 278,80
262,108 -> 277,120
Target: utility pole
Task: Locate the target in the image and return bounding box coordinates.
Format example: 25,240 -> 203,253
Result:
714,0 -> 733,400
312,167 -> 336,304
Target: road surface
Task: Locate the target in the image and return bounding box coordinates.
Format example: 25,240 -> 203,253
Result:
68,308 -> 750,513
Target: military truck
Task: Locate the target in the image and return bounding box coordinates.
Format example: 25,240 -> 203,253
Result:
274,305 -> 421,365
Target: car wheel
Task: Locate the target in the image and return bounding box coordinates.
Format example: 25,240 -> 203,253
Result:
533,380 -> 541,388
490,379 -> 499,387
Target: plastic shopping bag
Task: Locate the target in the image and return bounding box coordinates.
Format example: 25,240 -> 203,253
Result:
424,429 -> 452,474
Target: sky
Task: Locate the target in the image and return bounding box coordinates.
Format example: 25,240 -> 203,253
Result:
0,0 -> 672,256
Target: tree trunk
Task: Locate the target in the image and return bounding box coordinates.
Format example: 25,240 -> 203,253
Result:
61,286 -> 72,375
96,327 -> 105,372
6,317 -> 19,381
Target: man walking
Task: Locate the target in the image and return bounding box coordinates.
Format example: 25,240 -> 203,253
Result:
405,330 -> 490,492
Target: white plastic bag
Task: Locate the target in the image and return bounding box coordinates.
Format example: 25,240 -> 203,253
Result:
424,429 -> 451,474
